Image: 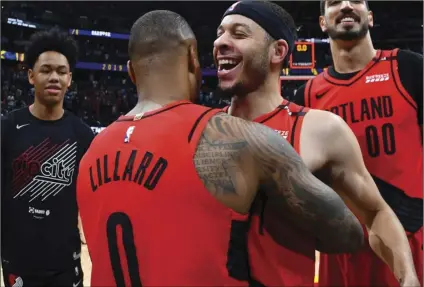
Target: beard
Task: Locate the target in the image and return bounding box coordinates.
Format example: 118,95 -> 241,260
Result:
327,20 -> 369,41
216,49 -> 269,100
215,81 -> 244,100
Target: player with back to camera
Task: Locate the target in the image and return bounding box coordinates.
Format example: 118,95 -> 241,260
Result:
294,1 -> 423,286
213,1 -> 419,287
1,27 -> 94,287
77,9 -> 363,287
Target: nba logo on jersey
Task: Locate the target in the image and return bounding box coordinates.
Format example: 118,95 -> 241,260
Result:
124,126 -> 135,143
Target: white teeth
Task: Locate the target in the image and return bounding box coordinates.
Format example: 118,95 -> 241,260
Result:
341,17 -> 355,22
218,59 -> 238,65
218,59 -> 240,71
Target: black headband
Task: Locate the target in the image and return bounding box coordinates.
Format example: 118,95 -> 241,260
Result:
223,1 -> 295,56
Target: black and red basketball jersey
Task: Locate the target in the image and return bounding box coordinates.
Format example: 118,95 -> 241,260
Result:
77,100 -> 251,286
225,101 -> 315,286
303,49 -> 422,232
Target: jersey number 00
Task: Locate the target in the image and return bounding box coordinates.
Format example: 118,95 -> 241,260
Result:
365,123 -> 396,157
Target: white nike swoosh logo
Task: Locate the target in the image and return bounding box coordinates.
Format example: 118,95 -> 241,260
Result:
73,280 -> 81,287
16,124 -> 29,129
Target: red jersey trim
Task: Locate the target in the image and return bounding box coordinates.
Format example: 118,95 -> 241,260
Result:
322,50 -> 383,86
187,108 -> 223,153
290,107 -> 309,153
304,78 -> 314,108
223,101 -> 289,123
116,100 -> 193,122
254,100 -> 289,123
390,49 -> 418,110
188,108 -> 219,142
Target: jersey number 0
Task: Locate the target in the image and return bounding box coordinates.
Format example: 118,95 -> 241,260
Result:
107,212 -> 142,287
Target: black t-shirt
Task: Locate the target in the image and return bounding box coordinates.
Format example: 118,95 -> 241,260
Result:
1,107 -> 94,274
294,49 -> 423,125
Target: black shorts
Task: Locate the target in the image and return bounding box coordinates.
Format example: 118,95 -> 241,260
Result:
2,259 -> 84,287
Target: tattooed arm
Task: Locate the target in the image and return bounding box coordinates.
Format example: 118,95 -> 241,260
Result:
194,113 -> 364,253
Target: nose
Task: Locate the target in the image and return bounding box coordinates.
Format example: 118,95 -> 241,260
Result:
48,71 -> 60,82
213,32 -> 232,55
340,1 -> 354,11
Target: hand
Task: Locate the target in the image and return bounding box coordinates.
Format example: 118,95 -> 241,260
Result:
400,274 -> 421,287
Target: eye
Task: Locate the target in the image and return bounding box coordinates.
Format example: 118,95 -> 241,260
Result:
328,1 -> 341,6
216,29 -> 224,38
233,31 -> 247,38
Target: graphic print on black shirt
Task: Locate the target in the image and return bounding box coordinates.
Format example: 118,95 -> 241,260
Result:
12,138 -> 77,218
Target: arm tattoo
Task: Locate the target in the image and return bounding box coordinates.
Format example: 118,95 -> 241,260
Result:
194,116 -> 248,195
195,113 -> 363,251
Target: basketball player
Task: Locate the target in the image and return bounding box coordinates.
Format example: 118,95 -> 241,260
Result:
294,1 -> 423,286
1,27 -> 94,287
77,10 -> 363,287
213,1 -> 419,287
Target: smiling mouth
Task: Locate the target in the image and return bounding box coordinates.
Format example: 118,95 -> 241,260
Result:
338,16 -> 358,24
218,59 -> 241,72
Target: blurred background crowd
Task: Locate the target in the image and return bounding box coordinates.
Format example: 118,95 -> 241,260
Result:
1,1 -> 422,130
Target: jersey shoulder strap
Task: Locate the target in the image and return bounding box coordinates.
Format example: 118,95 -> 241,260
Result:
287,102 -> 309,153
382,48 -> 398,59
388,49 -> 418,110
188,107 -> 223,152
303,76 -> 321,108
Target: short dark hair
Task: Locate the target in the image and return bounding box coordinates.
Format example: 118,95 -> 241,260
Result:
320,0 -> 369,15
128,10 -> 195,61
25,26 -> 78,71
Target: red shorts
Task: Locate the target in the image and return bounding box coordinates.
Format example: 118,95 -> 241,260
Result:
318,227 -> 423,287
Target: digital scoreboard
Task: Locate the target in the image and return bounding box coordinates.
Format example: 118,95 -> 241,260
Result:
289,41 -> 315,69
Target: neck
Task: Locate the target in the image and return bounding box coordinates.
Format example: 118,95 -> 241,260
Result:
228,73 -> 283,121
30,100 -> 64,121
128,66 -> 190,116
330,34 -> 376,73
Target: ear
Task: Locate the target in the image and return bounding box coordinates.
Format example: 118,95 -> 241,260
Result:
188,42 -> 200,74
271,39 -> 288,67
368,11 -> 374,28
127,60 -> 136,84
28,69 -> 35,85
319,15 -> 327,33
67,72 -> 73,88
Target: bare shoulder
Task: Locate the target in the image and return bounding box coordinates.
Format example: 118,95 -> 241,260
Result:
303,109 -> 363,166
302,109 -> 354,147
